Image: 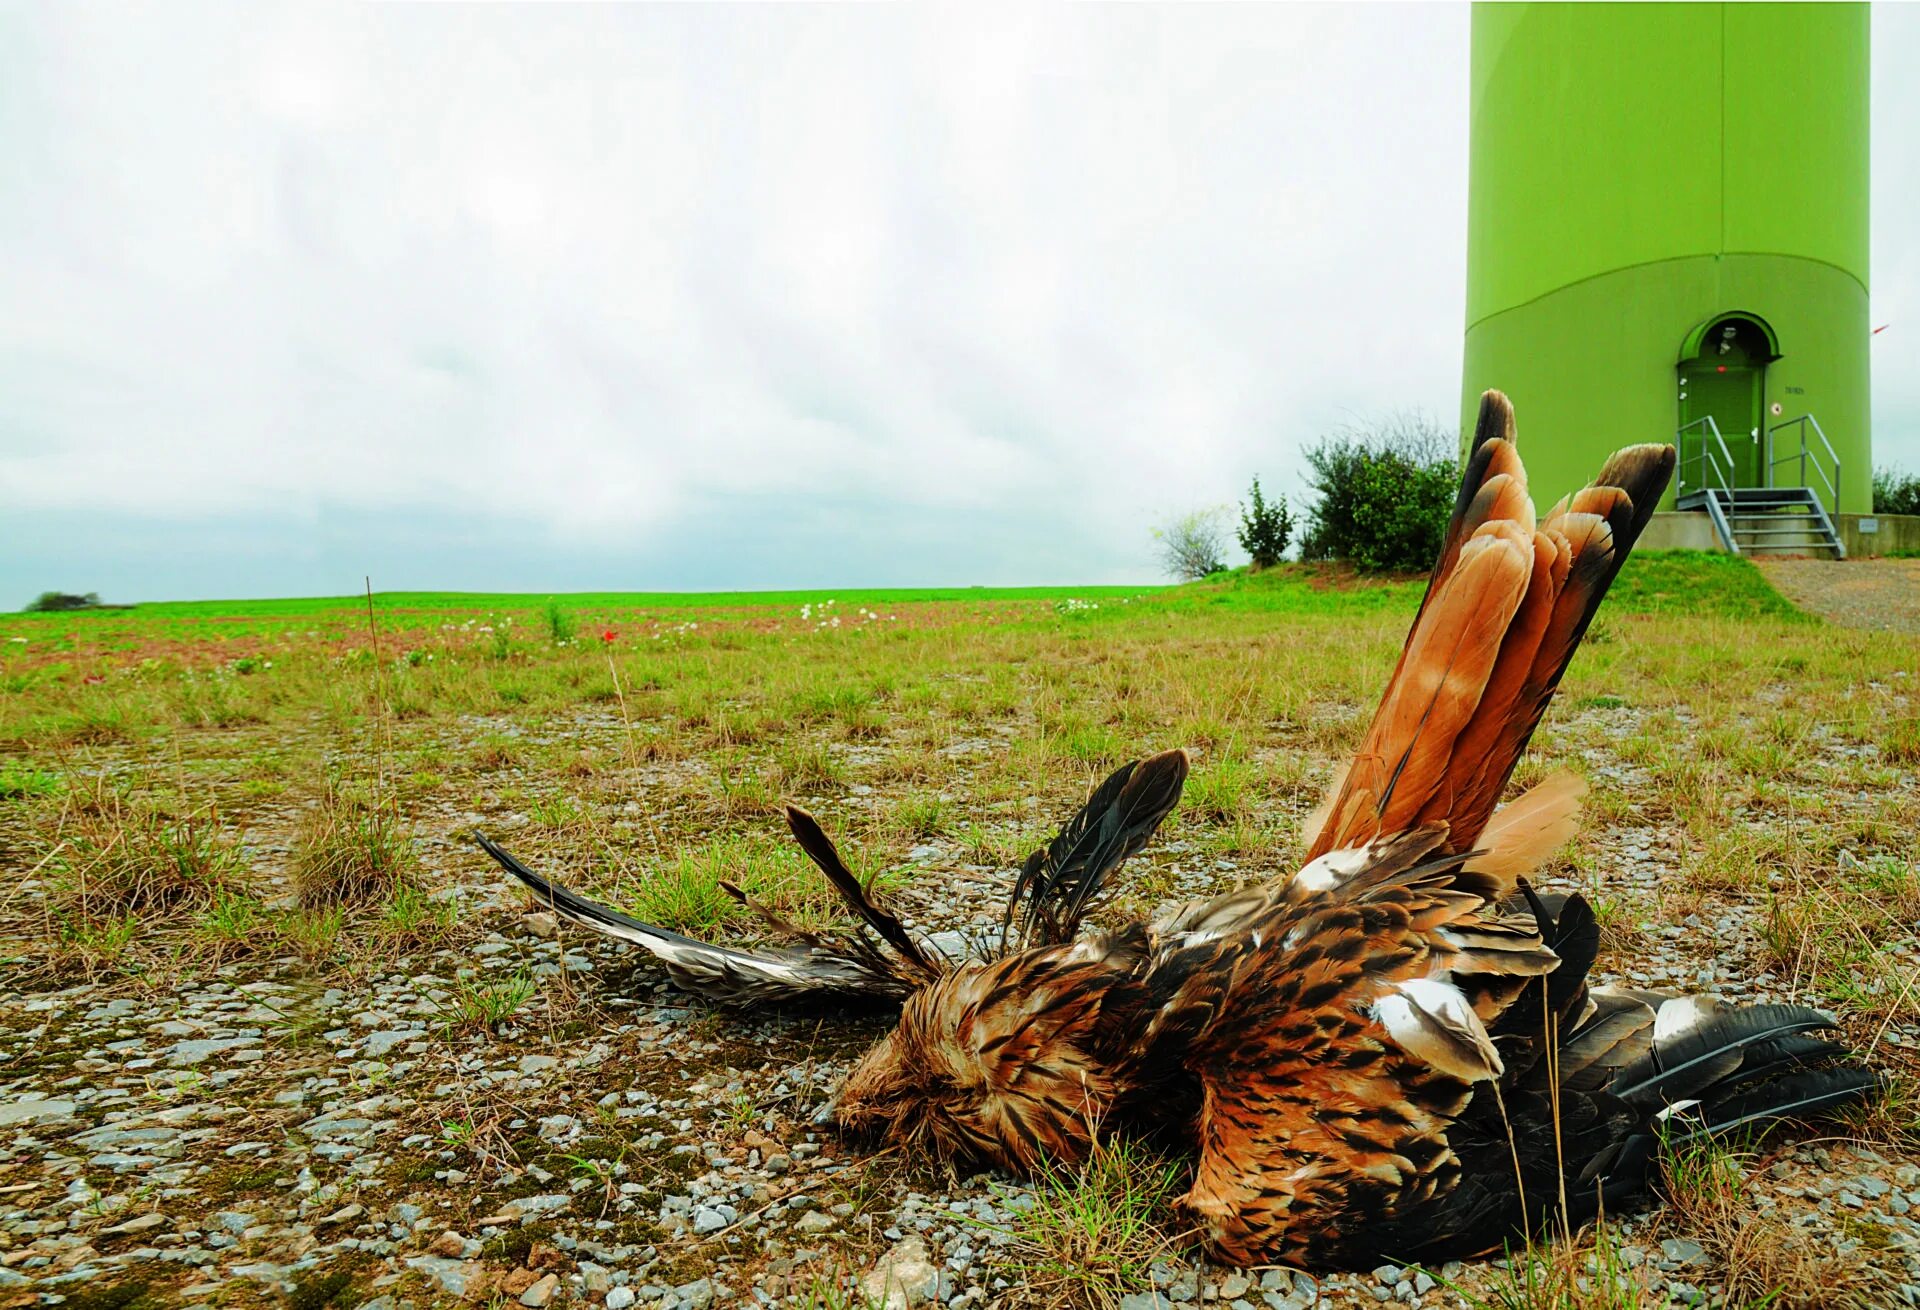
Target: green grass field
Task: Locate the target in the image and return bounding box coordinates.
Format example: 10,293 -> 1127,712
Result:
2,549 -> 1915,1308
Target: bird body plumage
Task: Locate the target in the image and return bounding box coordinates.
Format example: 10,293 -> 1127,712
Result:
474,391 -> 1882,1269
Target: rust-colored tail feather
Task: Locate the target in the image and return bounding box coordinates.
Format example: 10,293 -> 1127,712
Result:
1304,392 -> 1674,867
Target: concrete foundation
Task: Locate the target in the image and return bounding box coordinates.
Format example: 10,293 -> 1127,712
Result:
1639,512 -> 1920,557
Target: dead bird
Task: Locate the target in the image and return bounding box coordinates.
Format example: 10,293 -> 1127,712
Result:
477,391 -> 1882,1268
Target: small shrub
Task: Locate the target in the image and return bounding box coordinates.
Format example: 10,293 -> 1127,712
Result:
890,793 -> 948,841
25,591 -> 101,613
1299,412 -> 1457,572
1154,509 -> 1229,581
292,790 -> 420,907
611,831 -> 874,936
51,791 -> 246,919
544,600 -> 577,644
437,969 -> 539,1033
773,741 -> 844,792
1237,476 -> 1293,568
1872,466 -> 1920,516
472,735 -> 520,770
1184,754 -> 1252,825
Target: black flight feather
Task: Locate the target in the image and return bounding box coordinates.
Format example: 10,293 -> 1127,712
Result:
784,806 -> 939,980
1002,749 -> 1189,951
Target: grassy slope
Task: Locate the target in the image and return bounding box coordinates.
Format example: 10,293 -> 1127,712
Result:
3,550 -> 1802,626
7,584 -> 1159,620
1160,550 -> 1808,622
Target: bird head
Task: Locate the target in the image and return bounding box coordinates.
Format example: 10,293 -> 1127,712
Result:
826,942 -> 1140,1174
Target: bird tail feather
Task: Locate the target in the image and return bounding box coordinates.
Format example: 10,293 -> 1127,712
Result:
1303,391 -> 1675,885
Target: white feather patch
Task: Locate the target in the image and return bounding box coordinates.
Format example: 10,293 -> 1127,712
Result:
1291,845 -> 1372,893
1373,978 -> 1505,1083
1653,995 -> 1722,1044
1653,1098 -> 1704,1123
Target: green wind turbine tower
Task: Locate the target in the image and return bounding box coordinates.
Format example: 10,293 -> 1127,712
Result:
1462,3 -> 1870,554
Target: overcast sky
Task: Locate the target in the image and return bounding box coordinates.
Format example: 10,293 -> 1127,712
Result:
2,4 -> 1914,604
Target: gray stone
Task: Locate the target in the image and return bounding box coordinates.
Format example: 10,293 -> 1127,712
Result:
76,1126 -> 179,1149
1660,1237 -> 1707,1266
506,1193 -> 571,1219
860,1235 -> 939,1309
230,1262 -> 287,1284
362,1031 -> 411,1058
167,1038 -> 254,1066
794,1210 -> 838,1234
1119,1295 -> 1174,1310
103,1213 -> 168,1236
0,1097 -> 77,1126
214,1212 -> 255,1234
605,1290 -> 636,1310
673,1278 -> 715,1310
519,1273 -> 559,1307
407,1255 -> 482,1297
691,1206 -> 728,1235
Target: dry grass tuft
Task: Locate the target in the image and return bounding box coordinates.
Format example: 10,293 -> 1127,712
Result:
46,782 -> 246,920
1763,850 -> 1920,1024
1445,1222 -> 1660,1309
991,1135 -> 1188,1310
1658,1134 -> 1902,1310
292,788 -> 420,907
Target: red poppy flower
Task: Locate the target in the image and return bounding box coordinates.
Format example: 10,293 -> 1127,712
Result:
600,629 -> 618,643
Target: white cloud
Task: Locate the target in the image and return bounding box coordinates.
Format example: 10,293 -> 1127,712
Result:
0,5 -> 1910,601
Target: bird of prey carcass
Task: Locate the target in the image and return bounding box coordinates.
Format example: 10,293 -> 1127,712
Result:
476,391 -> 1881,1268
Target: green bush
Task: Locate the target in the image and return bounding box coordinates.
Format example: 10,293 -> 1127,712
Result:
1299,414 -> 1457,572
1237,477 -> 1293,568
25,591 -> 100,613
1872,467 -> 1920,517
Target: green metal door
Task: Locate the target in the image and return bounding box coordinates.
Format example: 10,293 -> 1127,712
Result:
1678,363 -> 1764,486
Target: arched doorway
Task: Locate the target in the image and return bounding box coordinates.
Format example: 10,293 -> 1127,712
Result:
1677,313 -> 1780,488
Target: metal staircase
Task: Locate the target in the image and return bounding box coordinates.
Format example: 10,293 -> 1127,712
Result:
1680,486 -> 1845,557
1674,415 -> 1845,558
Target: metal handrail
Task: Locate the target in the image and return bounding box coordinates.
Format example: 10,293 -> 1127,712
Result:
1677,415 -> 1735,498
1676,416 -> 1738,551
1767,414 -> 1841,521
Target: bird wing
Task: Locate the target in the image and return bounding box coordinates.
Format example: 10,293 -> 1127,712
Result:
473,832 -> 919,1006
1302,391 -> 1675,886
1000,749 -> 1189,952
1149,828 -> 1560,1267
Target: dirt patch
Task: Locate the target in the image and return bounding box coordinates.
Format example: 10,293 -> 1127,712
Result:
1757,556 -> 1920,634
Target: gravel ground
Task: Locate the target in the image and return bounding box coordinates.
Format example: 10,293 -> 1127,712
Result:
4,713 -> 1919,1309
1756,557 -> 1920,634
